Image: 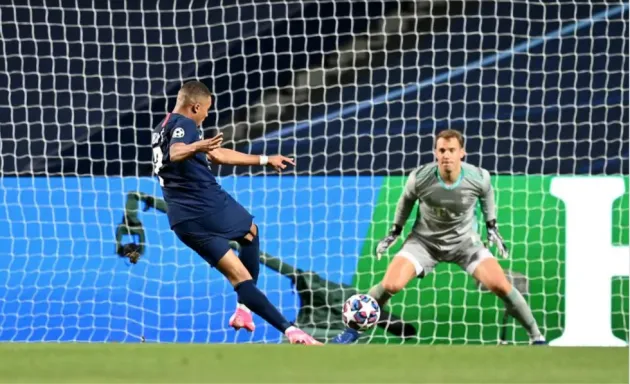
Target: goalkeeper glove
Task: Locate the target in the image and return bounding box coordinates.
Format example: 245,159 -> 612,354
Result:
486,219 -> 509,258
375,224 -> 402,260
117,243 -> 141,264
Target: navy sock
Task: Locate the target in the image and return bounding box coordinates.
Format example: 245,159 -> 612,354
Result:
234,280 -> 291,333
237,232 -> 260,306
239,233 -> 260,284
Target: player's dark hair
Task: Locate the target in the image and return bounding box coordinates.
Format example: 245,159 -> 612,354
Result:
178,81 -> 212,105
435,129 -> 464,148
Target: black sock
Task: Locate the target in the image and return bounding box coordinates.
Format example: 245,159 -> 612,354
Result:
234,280 -> 291,333
239,233 -> 260,284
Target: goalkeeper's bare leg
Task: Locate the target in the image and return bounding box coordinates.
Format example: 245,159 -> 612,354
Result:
331,256 -> 419,344
331,242 -> 429,344
471,256 -> 545,344
332,234 -> 545,344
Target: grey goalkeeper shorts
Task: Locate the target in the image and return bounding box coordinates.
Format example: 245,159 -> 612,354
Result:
396,233 -> 493,277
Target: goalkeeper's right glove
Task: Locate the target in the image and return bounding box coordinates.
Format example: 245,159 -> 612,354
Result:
375,224 -> 402,260
486,219 -> 509,259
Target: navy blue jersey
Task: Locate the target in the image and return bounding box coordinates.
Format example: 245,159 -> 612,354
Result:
151,113 -> 232,227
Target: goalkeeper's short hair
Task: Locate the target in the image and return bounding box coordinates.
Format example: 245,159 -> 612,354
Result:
436,129 -> 465,148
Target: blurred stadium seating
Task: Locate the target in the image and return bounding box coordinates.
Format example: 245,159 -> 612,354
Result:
1,0 -> 626,176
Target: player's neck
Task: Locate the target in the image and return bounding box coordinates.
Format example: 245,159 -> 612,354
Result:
172,105 -> 194,122
438,166 -> 462,185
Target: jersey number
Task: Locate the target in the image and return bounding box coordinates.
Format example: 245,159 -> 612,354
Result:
152,147 -> 165,186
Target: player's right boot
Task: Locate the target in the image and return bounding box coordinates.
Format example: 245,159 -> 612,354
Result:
331,327 -> 361,344
229,306 -> 255,332
285,327 -> 323,345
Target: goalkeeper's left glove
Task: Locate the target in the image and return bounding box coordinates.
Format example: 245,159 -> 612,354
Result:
486,219 -> 509,258
375,224 -> 402,260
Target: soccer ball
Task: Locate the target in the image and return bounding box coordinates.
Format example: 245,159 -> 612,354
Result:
342,294 -> 381,331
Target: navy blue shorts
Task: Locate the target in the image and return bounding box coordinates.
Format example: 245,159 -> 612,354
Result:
172,208 -> 253,267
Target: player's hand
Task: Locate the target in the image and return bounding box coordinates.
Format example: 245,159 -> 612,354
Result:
375,224 -> 402,260
267,155 -> 295,172
195,133 -> 223,152
486,220 -> 509,258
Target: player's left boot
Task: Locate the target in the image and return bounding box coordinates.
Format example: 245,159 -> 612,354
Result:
229,306 -> 255,332
330,327 -> 361,344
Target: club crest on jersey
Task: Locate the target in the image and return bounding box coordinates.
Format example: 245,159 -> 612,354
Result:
172,127 -> 185,138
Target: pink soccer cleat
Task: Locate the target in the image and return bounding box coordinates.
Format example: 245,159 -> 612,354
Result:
285,327 -> 323,345
229,305 -> 255,332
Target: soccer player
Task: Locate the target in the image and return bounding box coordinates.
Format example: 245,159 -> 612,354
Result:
151,81 -> 320,345
332,129 -> 546,345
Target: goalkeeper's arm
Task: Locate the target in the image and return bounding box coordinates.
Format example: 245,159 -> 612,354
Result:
479,169 -> 508,258
375,171 -> 418,259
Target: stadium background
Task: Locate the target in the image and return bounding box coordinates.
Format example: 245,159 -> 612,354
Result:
0,0 -> 628,345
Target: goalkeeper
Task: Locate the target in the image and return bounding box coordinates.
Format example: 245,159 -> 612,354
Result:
332,129 -> 546,345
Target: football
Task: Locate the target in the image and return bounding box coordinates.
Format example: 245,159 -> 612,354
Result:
342,294 -> 381,330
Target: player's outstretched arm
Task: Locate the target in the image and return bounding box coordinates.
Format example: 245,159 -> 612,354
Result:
375,171 -> 418,259
170,134 -> 223,162
208,148 -> 294,172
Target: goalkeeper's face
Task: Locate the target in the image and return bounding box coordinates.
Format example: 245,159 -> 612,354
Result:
435,137 -> 465,174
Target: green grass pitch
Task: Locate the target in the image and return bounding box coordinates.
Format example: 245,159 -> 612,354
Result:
0,344 -> 626,383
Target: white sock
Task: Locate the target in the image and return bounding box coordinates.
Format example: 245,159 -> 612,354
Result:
531,334 -> 546,342
284,326 -> 297,335
501,288 -> 543,340
237,303 -> 251,313
368,283 -> 393,308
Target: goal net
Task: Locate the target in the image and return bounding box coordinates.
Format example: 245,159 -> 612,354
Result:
0,0 -> 628,345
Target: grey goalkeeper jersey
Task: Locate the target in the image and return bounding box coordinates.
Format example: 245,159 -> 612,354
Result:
393,162 -> 496,245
